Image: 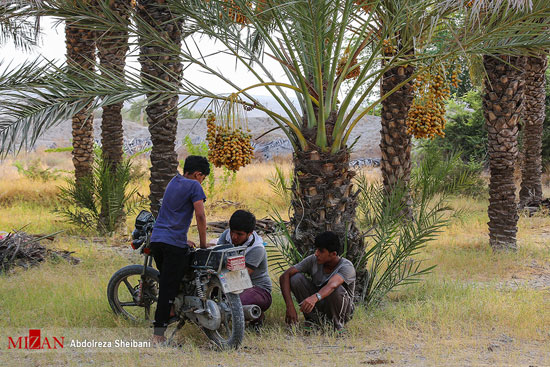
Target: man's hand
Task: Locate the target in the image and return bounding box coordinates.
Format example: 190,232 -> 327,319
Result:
299,295 -> 318,314
280,266 -> 300,325
285,306 -> 299,325
187,240 -> 196,248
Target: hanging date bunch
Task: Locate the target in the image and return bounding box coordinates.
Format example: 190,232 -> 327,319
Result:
221,0 -> 252,25
406,62 -> 460,139
206,95 -> 254,172
382,38 -> 396,56
337,46 -> 361,80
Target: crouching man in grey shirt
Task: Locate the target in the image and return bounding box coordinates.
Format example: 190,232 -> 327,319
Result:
279,231 -> 355,331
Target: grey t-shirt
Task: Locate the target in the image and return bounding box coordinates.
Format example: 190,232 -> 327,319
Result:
218,229 -> 272,293
294,254 -> 356,297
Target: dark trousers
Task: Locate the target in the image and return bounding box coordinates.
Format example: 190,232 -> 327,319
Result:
151,242 -> 191,336
290,273 -> 353,330
239,286 -> 272,318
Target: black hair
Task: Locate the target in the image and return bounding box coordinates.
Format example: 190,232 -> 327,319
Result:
183,155 -> 210,176
229,210 -> 256,233
314,231 -> 341,255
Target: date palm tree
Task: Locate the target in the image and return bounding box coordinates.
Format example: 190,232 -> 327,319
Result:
136,0 -> 183,216
96,0 -> 131,227
470,0 -> 544,251
483,54 -> 525,251
375,3 -> 418,215
519,53 -> 547,208
2,0 -> 550,293
0,0 -> 40,51
97,0 -> 130,171
65,1 -> 98,184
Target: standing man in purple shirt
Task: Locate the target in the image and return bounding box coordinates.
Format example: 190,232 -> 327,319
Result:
150,155 -> 210,344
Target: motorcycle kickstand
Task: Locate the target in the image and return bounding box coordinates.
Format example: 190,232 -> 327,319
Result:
165,319 -> 186,347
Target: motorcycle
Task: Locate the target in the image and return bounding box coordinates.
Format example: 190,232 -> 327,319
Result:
107,210 -> 260,349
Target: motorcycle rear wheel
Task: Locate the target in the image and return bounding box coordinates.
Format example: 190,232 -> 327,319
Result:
202,277 -> 245,350
107,264 -> 159,322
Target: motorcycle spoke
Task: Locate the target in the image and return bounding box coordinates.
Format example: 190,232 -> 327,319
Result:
222,320 -> 231,335
123,279 -> 135,295
120,301 -> 138,307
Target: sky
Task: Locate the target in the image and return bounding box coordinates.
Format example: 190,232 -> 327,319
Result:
0,16 -> 286,97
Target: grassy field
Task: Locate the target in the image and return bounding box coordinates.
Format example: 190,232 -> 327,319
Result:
0,152 -> 549,366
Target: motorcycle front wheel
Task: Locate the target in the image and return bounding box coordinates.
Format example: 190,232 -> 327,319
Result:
202,277 -> 245,350
107,264 -> 159,322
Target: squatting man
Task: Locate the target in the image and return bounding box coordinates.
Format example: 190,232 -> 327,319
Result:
280,231 -> 356,331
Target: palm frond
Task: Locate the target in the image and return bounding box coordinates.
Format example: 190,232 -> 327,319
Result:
3,0 -> 550,156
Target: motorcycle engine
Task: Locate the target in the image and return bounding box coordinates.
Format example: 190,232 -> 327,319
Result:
182,299 -> 222,331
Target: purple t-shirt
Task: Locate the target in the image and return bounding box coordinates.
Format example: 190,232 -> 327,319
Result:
150,174 -> 206,248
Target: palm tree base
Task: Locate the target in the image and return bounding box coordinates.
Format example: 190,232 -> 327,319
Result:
290,148 -> 367,296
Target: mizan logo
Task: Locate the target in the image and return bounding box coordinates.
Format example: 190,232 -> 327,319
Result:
8,329 -> 64,350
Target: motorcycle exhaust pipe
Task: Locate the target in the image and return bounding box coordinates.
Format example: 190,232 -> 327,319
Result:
242,305 -> 262,321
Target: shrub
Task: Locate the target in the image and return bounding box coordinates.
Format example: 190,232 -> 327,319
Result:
266,165 -> 293,209
354,177 -> 445,306
13,159 -> 61,182
411,145 -> 486,198
54,150 -> 145,235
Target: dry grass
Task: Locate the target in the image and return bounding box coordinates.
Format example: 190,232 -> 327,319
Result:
1,155 -> 549,366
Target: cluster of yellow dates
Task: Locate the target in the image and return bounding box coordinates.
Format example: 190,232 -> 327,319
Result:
206,110 -> 254,172
406,65 -> 460,139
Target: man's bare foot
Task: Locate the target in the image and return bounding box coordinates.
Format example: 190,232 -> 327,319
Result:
152,335 -> 166,345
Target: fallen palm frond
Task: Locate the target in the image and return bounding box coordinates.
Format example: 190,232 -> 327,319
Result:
0,230 -> 79,273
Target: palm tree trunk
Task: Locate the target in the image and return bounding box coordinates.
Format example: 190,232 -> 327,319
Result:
290,115 -> 366,298
97,0 -> 130,231
65,20 -> 96,184
97,0 -> 129,170
483,55 -> 526,252
137,0 -> 183,216
519,54 -> 547,208
379,61 -> 415,213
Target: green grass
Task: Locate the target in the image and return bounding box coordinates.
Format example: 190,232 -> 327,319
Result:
1,161 -> 550,366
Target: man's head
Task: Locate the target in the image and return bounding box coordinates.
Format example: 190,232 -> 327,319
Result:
183,155 -> 210,183
313,231 -> 341,264
228,210 -> 256,245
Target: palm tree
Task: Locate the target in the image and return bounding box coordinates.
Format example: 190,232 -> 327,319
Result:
374,3 -> 421,215
3,0 -> 550,293
483,54 -> 525,251
472,0 -> 544,251
96,0 -> 131,228
97,0 -> 130,171
136,0 -> 183,216
65,3 -> 98,184
165,0 -> 550,286
0,0 -> 40,51
519,53 -> 547,208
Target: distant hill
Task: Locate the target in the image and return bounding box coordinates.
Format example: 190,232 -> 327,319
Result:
181,94 -> 300,118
